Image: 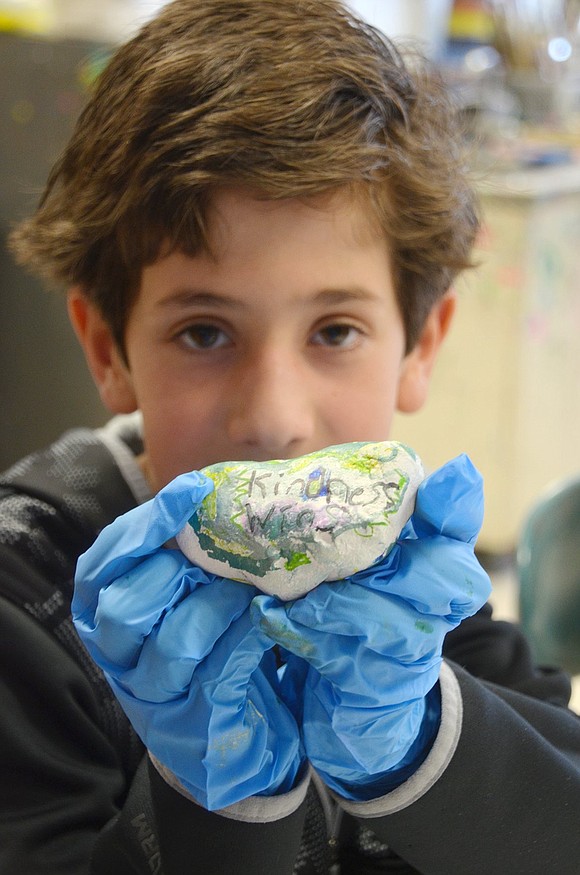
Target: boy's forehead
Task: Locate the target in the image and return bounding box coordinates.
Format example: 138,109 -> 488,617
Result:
205,185 -> 386,253
131,184 -> 397,323
134,184 -> 396,316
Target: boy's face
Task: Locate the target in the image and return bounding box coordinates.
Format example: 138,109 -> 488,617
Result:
71,188 -> 452,492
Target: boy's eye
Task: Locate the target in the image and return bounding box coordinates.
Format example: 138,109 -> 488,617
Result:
312,323 -> 361,348
178,324 -> 229,350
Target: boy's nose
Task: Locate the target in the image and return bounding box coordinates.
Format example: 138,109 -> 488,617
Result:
226,351 -> 315,460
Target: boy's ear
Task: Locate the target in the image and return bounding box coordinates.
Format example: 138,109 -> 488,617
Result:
396,290 -> 456,414
67,289 -> 138,414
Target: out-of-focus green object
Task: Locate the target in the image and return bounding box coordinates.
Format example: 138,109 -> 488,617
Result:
518,474 -> 580,675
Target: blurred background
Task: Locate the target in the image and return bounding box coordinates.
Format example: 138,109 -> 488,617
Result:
2,0 -> 580,566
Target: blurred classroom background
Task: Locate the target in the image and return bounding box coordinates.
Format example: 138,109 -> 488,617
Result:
2,0 -> 580,609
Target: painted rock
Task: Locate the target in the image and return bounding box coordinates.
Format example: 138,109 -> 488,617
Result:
176,441 -> 424,600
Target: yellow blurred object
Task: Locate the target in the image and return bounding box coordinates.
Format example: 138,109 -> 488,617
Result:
0,0 -> 53,35
449,0 -> 495,43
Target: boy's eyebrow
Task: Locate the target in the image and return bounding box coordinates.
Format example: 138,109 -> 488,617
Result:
157,290 -> 244,310
157,286 -> 380,310
311,287 -> 381,305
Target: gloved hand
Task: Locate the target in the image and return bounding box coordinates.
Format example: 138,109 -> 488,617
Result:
72,471 -> 303,811
251,455 -> 491,800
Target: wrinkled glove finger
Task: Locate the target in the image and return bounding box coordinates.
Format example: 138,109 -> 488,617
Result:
291,580 -> 453,651
124,608 -> 296,808
410,455 -> 483,543
202,604 -> 276,698
145,470 -> 214,545
252,588 -> 443,695
198,611 -> 302,808
74,550 -> 209,670
353,535 -> 491,624
74,470 -> 213,590
120,578 -> 258,700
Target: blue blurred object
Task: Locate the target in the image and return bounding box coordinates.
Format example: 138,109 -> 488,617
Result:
73,470 -> 303,810
253,455 -> 491,800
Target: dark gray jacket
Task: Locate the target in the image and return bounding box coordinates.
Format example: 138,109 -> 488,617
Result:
1,419 -> 579,874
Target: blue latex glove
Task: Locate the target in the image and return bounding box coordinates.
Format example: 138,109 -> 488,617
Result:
251,455 -> 491,800
72,471 -> 303,811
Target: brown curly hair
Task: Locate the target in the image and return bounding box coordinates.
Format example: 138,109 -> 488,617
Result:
9,0 -> 479,354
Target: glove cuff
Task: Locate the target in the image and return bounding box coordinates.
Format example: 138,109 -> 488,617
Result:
149,753 -> 311,822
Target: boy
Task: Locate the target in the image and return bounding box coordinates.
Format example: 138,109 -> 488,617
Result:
3,1 -> 580,872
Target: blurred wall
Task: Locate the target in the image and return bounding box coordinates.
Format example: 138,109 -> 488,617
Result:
0,33 -> 109,471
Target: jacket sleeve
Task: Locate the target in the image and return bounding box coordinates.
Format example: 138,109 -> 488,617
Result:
0,596 -> 307,875
336,605 -> 580,874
